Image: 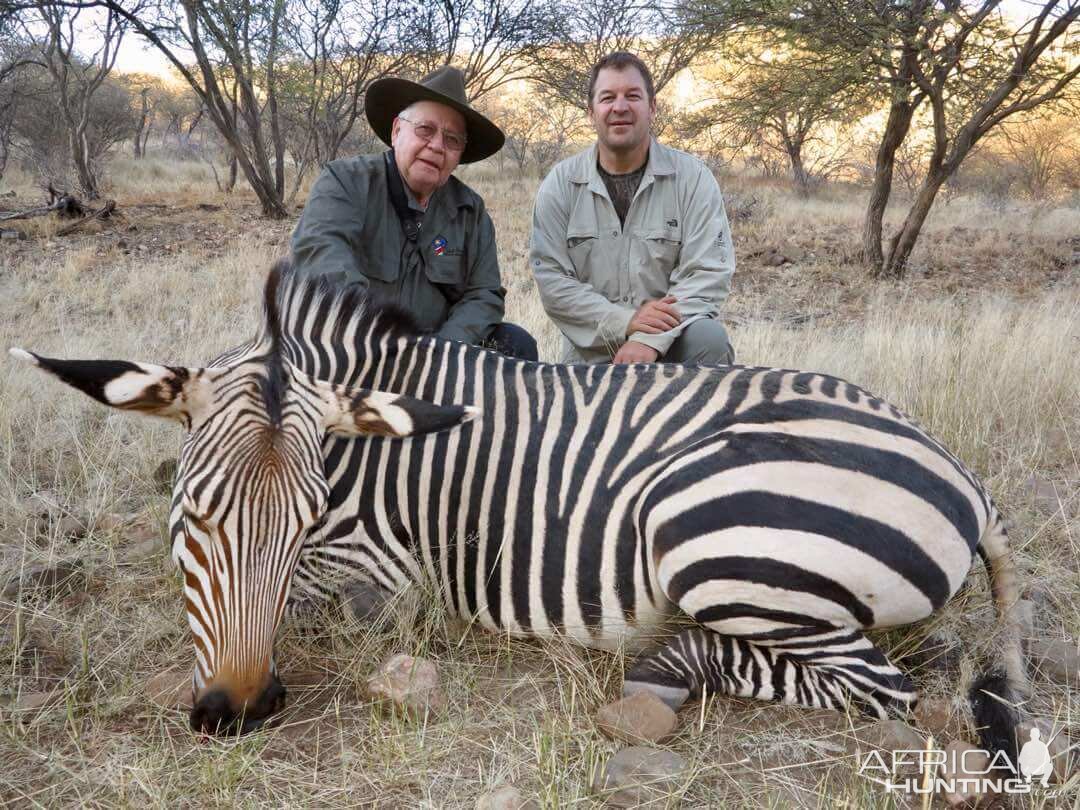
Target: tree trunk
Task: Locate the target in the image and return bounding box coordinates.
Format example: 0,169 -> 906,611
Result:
862,98 -> 917,273
787,144 -> 810,196
133,88 -> 150,158
226,153 -> 238,192
71,123 -> 99,199
0,123 -> 10,181
880,169 -> 947,278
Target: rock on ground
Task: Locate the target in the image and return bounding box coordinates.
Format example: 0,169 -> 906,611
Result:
940,740 -> 990,807
1027,638 -> 1080,683
144,669 -> 193,710
340,580 -> 394,625
595,691 -> 677,744
6,689 -> 63,716
154,459 -> 178,492
592,746 -> 687,807
1014,599 -> 1036,639
474,785 -> 539,810
913,697 -> 954,739
850,719 -> 926,753
1025,475 -> 1064,513
2,560 -> 85,600
366,653 -> 446,718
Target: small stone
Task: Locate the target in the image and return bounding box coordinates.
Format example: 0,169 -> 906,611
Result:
153,459 -> 177,492
475,785 -> 539,810
366,654 -> 446,718
1027,638 -> 1080,683
94,511 -> 139,533
1025,475 -> 1063,513
1014,599 -> 1035,639
852,719 -> 926,753
2,561 -> 85,599
762,250 -> 789,267
1,229 -> 25,241
592,746 -> 686,807
20,490 -> 62,519
940,740 -> 989,806
341,580 -> 394,625
56,515 -> 88,541
117,519 -> 164,562
595,691 -> 677,744
144,669 -> 193,710
8,689 -> 62,714
26,613 -> 65,645
121,533 -> 162,564
913,697 -> 953,737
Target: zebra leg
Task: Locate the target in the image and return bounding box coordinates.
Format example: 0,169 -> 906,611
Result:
623,626 -> 917,718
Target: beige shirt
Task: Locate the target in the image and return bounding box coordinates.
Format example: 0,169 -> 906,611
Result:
529,140 -> 735,363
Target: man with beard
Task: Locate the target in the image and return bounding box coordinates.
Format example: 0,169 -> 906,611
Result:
529,52 -> 735,365
292,65 -> 538,361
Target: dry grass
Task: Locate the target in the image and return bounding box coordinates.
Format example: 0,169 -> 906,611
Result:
0,155 -> 1078,808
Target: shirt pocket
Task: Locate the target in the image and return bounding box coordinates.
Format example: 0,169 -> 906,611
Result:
425,253 -> 467,287
640,228 -> 682,274
362,235 -> 401,283
567,227 -> 619,297
363,254 -> 400,284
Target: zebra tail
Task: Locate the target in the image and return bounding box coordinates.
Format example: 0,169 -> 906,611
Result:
969,510 -> 1029,764
976,510 -> 1030,697
969,671 -> 1020,765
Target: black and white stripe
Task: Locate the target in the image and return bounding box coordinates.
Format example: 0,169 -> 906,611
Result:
16,260 -> 1027,732
268,264 -> 1027,719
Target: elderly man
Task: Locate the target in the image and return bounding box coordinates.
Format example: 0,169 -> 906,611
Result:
529,52 -> 735,365
292,66 -> 538,360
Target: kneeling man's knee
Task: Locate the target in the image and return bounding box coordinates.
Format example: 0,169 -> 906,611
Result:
670,319 -> 734,365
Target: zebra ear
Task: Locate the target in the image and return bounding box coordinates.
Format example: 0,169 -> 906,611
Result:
9,348 -> 211,425
320,383 -> 480,438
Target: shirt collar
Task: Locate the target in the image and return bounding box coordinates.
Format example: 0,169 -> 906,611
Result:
573,139 -> 674,190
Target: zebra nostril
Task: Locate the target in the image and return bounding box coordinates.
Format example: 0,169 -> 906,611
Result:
190,689 -> 235,735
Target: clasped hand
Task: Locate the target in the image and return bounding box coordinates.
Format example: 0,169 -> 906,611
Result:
614,296 -> 681,364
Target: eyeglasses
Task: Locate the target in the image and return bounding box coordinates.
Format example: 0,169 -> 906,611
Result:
397,115 -> 468,153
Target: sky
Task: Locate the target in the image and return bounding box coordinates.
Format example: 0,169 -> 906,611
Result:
113,39 -> 175,79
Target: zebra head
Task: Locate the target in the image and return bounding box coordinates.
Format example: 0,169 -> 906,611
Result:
9,269 -> 478,735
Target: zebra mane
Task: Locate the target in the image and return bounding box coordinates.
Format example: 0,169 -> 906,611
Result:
259,260 -> 289,425
265,259 -> 426,381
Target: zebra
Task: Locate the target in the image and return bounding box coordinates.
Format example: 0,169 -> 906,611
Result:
11,260 -> 1029,743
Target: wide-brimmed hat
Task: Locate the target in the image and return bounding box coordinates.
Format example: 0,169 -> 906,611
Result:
365,66 -> 504,164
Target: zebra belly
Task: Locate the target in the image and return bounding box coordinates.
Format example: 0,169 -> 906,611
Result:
439,543 -> 681,653
647,430 -> 988,633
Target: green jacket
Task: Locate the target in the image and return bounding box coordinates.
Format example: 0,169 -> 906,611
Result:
529,140 -> 734,363
290,152 -> 506,344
